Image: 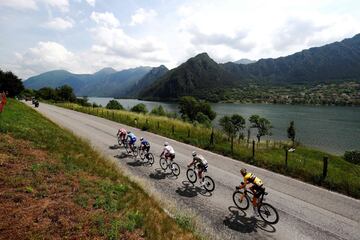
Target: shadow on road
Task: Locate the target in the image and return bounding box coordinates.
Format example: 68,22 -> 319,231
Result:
114,152 -> 128,159
223,206 -> 276,234
127,160 -> 143,167
109,144 -> 121,150
149,169 -> 171,180
175,181 -> 212,198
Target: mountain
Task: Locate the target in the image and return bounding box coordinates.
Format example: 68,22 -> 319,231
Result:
139,34 -> 360,100
234,58 -> 256,64
24,67 -> 152,97
139,53 -> 237,100
78,66 -> 151,97
126,65 -> 168,97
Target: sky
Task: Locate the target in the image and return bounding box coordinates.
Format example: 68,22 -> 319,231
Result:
1,0 -> 360,79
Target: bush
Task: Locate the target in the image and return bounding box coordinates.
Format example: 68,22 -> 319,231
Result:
150,105 -> 166,116
106,100 -> 124,110
344,150 -> 360,165
131,103 -> 148,114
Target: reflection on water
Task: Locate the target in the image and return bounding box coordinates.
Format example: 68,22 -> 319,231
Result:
88,97 -> 360,155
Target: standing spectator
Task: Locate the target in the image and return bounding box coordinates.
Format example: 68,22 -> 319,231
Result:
0,91 -> 6,113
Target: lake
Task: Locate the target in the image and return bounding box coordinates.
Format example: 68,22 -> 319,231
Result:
88,97 -> 360,155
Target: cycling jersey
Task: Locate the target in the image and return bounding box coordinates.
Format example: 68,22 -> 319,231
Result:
119,128 -> 127,134
193,155 -> 208,166
244,172 -> 263,186
164,145 -> 175,155
127,133 -> 137,144
141,140 -> 150,147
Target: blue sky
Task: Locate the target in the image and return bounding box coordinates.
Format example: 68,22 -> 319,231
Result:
1,0 -> 360,79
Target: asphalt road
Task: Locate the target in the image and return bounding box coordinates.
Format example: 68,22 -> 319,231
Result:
28,102 -> 360,240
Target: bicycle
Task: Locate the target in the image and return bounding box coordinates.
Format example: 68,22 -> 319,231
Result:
232,184 -> 279,224
117,135 -> 126,147
159,156 -> 180,176
138,146 -> 154,165
186,164 -> 215,192
124,140 -> 138,157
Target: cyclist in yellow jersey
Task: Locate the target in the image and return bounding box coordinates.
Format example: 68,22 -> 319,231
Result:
238,168 -> 265,216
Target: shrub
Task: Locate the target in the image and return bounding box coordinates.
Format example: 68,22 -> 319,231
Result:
344,150 -> 360,165
150,105 -> 166,116
131,103 -> 148,114
106,100 -> 124,110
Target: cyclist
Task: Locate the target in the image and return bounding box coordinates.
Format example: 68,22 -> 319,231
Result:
117,128 -> 127,144
127,131 -> 137,149
139,137 -> 151,154
237,168 -> 265,216
187,151 -> 208,186
160,142 -> 175,169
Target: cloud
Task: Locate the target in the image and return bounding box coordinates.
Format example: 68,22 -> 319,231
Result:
0,0 -> 69,11
90,11 -> 120,27
187,26 -> 254,52
272,17 -> 329,50
130,8 -> 157,26
41,0 -> 69,12
0,0 -> 37,10
13,41 -> 81,78
43,17 -> 73,31
85,0 -> 95,7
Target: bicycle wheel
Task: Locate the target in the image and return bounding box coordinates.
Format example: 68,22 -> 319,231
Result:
233,191 -> 250,210
117,137 -> 122,146
147,153 -> 154,165
132,146 -> 138,157
125,142 -> 131,154
203,176 -> 215,192
258,203 -> 279,224
186,169 -> 197,183
139,150 -> 145,160
160,157 -> 167,170
171,162 -> 180,176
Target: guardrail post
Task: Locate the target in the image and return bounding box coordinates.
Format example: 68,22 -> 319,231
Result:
209,128 -> 214,145
323,156 -> 328,179
252,140 -> 255,158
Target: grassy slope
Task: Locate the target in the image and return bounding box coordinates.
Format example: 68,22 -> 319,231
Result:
58,103 -> 360,199
0,99 -> 200,240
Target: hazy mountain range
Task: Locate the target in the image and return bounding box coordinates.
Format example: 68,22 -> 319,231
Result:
24,34 -> 360,100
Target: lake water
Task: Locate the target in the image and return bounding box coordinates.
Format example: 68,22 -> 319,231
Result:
88,97 -> 360,155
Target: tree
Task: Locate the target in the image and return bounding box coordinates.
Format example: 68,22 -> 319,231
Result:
150,105 -> 166,116
249,115 -> 272,142
178,96 -> 216,122
219,114 -> 245,153
287,121 -> 296,146
106,100 -> 124,110
195,112 -> 211,126
0,70 -> 24,97
131,103 -> 148,114
179,96 -> 198,121
36,87 -> 57,100
56,85 -> 76,102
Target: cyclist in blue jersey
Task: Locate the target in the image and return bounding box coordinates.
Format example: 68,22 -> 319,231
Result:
139,137 -> 150,153
127,131 -> 137,148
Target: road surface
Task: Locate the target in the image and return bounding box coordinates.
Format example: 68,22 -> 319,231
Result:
28,102 -> 360,240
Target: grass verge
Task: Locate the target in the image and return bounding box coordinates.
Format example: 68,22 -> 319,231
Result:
0,99 -> 201,240
57,102 -> 360,199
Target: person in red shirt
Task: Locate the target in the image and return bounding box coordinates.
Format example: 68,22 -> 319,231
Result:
0,92 -> 5,113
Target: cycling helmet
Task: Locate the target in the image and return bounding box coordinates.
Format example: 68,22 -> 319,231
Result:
240,168 -> 247,176
192,151 -> 197,157
140,137 -> 144,141
164,142 -> 169,146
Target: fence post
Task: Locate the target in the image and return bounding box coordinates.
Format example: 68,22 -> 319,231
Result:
112,111 -> 115,120
172,125 -> 175,134
285,149 -> 288,169
157,121 -> 160,129
323,156 -> 328,179
187,128 -> 191,138
252,140 -> 255,158
210,128 -> 214,145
